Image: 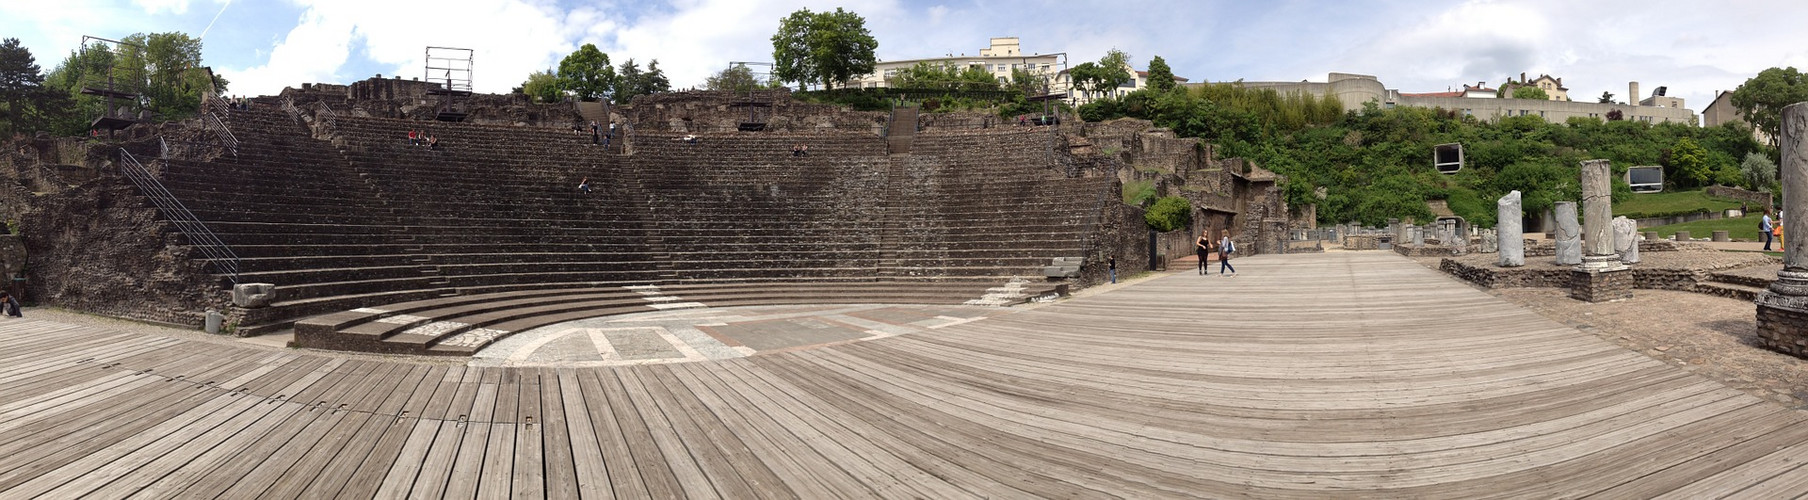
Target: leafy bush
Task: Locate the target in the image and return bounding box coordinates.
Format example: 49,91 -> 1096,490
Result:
1144,196 -> 1192,232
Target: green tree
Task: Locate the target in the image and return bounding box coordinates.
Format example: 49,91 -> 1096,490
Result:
0,38 -> 48,136
1144,196 -> 1192,232
770,8 -> 878,90
1069,50 -> 1133,102
610,58 -> 671,105
1669,137 -> 1712,187
120,32 -> 216,120
1741,152 -> 1778,191
43,41 -> 116,135
1145,55 -> 1177,92
520,69 -> 561,103
557,43 -> 615,102
1511,86 -> 1549,100
1597,91 -> 1614,104
1731,67 -> 1808,149
706,65 -> 760,92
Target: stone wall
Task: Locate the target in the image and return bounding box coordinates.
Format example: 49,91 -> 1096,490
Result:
626,91 -> 885,135
0,137 -> 228,328
1084,202 -> 1150,286
1705,186 -> 1772,209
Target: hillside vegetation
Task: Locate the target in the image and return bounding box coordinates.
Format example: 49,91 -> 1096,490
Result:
1084,84 -> 1769,227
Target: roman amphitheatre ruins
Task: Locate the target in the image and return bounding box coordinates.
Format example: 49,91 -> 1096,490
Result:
3,77 -> 1808,496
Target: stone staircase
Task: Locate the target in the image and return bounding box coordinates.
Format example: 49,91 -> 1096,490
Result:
1698,266 -> 1778,301
887,106 -> 918,154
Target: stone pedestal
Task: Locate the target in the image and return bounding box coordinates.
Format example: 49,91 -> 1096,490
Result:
1758,102 -> 1808,359
1758,287 -> 1808,357
1570,267 -> 1633,302
1643,231 -> 1659,241
1674,231 -> 1691,241
1713,230 -> 1730,242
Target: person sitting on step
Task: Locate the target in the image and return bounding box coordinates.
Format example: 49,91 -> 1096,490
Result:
426,134 -> 440,150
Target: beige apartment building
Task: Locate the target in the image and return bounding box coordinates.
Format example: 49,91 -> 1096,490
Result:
847,37 -> 1064,92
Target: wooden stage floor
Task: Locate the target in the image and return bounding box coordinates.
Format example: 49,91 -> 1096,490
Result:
3,251 -> 1806,498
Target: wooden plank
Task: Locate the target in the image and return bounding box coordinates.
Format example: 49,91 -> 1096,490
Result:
435,366 -> 501,498
535,366 -> 578,498
572,368 -> 643,497
590,368 -> 685,498
608,367 -> 720,498
292,363 -> 439,498
668,361 -> 856,498
514,368 -> 554,499
711,360 -> 977,498
125,357 -> 356,499
0,346 -> 275,492
626,365 -> 764,499
18,352 -> 302,497
371,365 -> 478,499
253,361 -> 421,498
164,359 -> 384,498
476,368 -> 523,498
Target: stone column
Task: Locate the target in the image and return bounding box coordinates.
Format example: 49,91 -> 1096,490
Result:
1554,201 -> 1581,265
1580,160 -> 1618,266
1758,102 -> 1808,358
1613,216 -> 1640,264
1498,190 -> 1524,267
1411,225 -> 1424,246
1571,159 -> 1631,302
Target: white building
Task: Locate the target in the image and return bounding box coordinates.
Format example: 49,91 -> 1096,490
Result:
847,37 -> 1064,92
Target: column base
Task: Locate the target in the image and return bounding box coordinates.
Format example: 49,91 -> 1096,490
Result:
1569,267 -> 1632,302
1756,291 -> 1808,359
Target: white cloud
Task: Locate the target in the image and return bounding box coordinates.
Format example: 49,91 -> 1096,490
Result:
219,7 -> 355,96
132,0 -> 191,15
220,0 -> 572,95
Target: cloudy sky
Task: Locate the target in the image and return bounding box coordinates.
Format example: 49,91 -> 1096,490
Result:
5,0 -> 1806,112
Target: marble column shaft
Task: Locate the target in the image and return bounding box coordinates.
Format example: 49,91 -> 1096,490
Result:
1554,201 -> 1581,265
1498,190 -> 1524,267
1581,160 -> 1614,257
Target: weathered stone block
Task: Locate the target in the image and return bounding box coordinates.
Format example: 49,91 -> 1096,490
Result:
232,283 -> 277,308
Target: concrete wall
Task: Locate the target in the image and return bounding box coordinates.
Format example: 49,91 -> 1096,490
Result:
1399,95 -> 1697,124
1215,72 -> 1699,125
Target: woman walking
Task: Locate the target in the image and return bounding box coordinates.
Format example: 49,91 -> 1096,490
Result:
1218,234 -> 1237,276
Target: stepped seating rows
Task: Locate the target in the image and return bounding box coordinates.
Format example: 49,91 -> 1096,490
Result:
149,108 -> 1099,347
294,281 -> 1003,355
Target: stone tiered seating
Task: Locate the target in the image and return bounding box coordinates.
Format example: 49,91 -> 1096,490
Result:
152,107 -> 1105,352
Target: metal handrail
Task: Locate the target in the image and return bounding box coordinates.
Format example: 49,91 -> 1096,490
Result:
203,112 -> 238,156
205,94 -> 231,118
116,149 -> 241,284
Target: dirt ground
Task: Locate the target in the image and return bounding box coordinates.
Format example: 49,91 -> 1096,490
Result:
1410,256 -> 1808,410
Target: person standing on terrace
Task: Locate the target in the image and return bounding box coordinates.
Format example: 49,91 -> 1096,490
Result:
1195,233 -> 1212,276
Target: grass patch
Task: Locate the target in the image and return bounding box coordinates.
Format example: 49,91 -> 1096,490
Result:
1613,189 -> 1745,219
1642,215 -> 1769,241
1122,180 -> 1156,206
